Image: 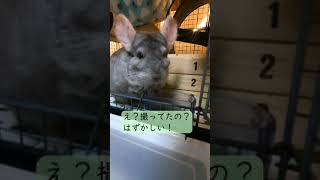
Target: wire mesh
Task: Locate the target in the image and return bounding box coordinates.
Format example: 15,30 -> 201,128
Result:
0,98 -> 108,156
110,41 -> 122,55
173,4 -> 209,55
110,4 -> 210,55
110,92 -> 196,112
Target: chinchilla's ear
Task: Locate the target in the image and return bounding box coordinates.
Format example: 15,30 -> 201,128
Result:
112,14 -> 136,51
160,16 -> 177,50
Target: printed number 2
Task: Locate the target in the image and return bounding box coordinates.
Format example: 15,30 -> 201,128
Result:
191,79 -> 196,87
269,1 -> 280,28
260,54 -> 275,79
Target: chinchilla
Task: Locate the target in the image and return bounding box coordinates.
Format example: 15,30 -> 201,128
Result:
0,0 -> 107,144
110,14 -> 179,104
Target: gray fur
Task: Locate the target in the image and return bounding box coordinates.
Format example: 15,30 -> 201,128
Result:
111,32 -> 170,97
0,0 -> 107,114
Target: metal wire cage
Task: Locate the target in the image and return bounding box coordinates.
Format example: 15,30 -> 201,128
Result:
109,92 -> 198,131
0,97 -> 108,172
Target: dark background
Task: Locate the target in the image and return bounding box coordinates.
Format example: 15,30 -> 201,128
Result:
0,0 -> 108,115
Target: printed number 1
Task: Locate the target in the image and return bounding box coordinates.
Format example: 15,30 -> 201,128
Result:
194,62 -> 198,71
269,1 -> 280,28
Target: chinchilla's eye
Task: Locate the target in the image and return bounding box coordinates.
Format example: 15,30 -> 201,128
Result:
136,51 -> 144,59
127,51 -> 134,57
161,46 -> 168,57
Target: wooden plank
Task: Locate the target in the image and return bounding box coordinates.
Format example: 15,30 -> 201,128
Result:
170,89 -> 208,99
167,74 -> 210,92
213,40 -> 320,97
168,54 -> 210,75
163,89 -> 208,99
162,89 -> 209,107
214,0 -> 320,42
213,89 -> 317,149
166,53 -> 210,107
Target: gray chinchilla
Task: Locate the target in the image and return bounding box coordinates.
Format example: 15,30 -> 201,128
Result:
110,14 -> 177,98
